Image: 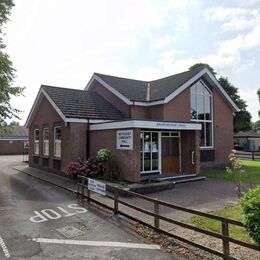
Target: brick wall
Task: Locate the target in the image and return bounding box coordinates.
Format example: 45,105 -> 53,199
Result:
28,96 -> 87,174
89,128 -> 140,182
180,130 -> 200,174
0,140 -> 27,155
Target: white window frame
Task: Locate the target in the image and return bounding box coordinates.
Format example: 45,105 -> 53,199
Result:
54,126 -> 61,158
43,127 -> 49,156
140,131 -> 161,174
34,129 -> 39,155
190,80 -> 214,149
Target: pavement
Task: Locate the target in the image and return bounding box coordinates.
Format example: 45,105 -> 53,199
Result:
0,155 -> 177,259
13,159 -> 239,221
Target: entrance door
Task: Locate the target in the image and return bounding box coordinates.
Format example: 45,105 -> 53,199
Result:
161,136 -> 180,174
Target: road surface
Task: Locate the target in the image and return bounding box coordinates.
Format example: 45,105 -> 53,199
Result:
0,155 -> 176,259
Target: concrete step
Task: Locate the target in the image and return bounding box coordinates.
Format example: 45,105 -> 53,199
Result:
157,174 -> 196,181
173,176 -> 206,184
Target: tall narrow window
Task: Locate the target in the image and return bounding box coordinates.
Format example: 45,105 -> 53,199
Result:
140,131 -> 159,173
54,126 -> 61,158
34,129 -> 39,155
190,80 -> 213,148
43,128 -> 49,156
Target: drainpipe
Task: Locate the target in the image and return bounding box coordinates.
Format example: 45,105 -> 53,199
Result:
131,100 -> 135,118
86,118 -> 90,159
146,82 -> 151,102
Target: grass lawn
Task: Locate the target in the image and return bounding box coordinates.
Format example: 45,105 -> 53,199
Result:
187,204 -> 252,243
203,160 -> 260,184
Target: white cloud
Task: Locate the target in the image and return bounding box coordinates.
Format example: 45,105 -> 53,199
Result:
204,7 -> 249,21
167,0 -> 202,11
150,35 -> 176,49
175,17 -> 190,31
133,66 -> 163,81
240,88 -> 260,121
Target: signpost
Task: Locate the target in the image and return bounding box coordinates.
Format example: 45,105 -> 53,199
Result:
88,178 -> 106,196
117,130 -> 133,150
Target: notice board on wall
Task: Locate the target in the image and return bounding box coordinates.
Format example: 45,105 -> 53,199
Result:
116,130 -> 133,150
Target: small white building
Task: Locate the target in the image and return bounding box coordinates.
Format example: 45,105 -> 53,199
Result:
234,131 -> 260,152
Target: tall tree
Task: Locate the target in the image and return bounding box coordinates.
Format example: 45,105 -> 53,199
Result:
218,77 -> 251,133
189,63 -> 252,133
0,0 -> 24,131
257,88 -> 260,117
189,63 -> 216,76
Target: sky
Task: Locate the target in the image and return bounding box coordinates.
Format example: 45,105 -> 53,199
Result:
4,0 -> 260,124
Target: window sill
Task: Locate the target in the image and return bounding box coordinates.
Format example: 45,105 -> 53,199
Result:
42,155 -> 49,158
52,157 -> 61,160
33,154 -> 39,156
200,147 -> 216,151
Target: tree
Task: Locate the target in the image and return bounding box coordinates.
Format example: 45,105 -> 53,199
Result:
218,77 -> 252,133
189,63 -> 252,133
0,1 -> 24,131
253,120 -> 260,132
257,88 -> 260,117
189,63 -> 216,76
9,120 -> 19,126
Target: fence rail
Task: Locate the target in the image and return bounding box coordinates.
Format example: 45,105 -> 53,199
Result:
77,176 -> 260,259
236,151 -> 260,161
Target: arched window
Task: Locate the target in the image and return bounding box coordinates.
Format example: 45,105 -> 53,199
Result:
190,80 -> 213,148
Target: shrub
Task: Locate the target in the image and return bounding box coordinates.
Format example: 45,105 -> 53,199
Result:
97,148 -> 112,162
67,158 -> 103,179
96,148 -> 116,180
67,161 -> 81,179
226,149 -> 245,197
240,186 -> 260,245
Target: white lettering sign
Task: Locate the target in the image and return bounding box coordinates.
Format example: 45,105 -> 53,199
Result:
88,179 -> 106,196
156,122 -> 187,128
117,130 -> 133,150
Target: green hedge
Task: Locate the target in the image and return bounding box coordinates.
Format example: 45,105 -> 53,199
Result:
240,186 -> 260,245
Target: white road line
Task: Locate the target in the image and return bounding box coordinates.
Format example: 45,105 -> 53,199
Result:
0,236 -> 10,258
32,238 -> 161,250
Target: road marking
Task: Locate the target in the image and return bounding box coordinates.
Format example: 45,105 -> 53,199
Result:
0,236 -> 10,258
32,238 -> 161,250
29,204 -> 87,223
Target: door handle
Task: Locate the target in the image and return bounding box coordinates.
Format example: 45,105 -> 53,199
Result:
191,151 -> 195,165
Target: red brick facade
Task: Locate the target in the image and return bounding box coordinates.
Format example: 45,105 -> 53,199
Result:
0,140 -> 27,155
27,72 -> 235,181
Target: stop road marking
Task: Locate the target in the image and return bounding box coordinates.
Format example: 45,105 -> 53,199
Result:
29,204 -> 87,223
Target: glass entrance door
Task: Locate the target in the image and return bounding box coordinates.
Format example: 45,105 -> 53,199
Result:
161,133 -> 180,174
140,131 -> 159,174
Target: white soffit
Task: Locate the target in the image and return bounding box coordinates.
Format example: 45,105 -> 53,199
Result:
89,120 -> 202,131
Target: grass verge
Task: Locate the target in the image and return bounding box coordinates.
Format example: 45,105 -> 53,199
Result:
203,160 -> 260,184
186,203 -> 252,243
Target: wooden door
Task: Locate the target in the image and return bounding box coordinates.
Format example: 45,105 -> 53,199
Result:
161,137 -> 180,174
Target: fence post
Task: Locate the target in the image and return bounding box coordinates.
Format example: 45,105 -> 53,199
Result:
114,188 -> 118,215
222,221 -> 230,258
154,199 -> 159,229
252,150 -> 255,161
80,177 -> 85,205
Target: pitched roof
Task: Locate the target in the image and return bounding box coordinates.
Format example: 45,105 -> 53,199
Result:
0,125 -> 28,140
95,67 -> 205,102
234,131 -> 260,138
42,85 -> 125,120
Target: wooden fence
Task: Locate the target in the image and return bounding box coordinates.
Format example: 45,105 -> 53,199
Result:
77,176 -> 260,260
236,151 -> 260,161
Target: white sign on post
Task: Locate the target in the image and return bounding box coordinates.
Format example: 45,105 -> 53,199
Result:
117,130 -> 133,150
88,179 -> 106,196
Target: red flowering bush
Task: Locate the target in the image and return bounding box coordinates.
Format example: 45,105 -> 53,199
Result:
67,158 -> 103,179
67,162 -> 81,178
